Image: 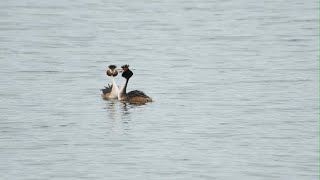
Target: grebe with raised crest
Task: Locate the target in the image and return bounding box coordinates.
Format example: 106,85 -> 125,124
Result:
101,65 -> 120,99
118,65 -> 152,103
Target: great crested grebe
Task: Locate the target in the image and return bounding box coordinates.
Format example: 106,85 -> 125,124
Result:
101,65 -> 120,99
118,65 -> 152,103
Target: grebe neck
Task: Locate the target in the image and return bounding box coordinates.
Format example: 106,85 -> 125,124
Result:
119,78 -> 129,100
111,76 -> 116,86
110,76 -> 119,97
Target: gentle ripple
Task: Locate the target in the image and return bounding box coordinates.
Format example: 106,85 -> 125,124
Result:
0,0 -> 319,179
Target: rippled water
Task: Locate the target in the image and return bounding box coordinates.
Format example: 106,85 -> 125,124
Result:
0,0 -> 319,179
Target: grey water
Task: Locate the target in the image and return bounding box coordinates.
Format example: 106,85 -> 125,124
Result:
0,0 -> 318,179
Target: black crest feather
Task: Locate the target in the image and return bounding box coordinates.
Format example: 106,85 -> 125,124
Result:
108,65 -> 117,70
121,64 -> 129,68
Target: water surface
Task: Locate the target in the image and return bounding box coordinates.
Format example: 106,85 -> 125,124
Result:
0,0 -> 318,179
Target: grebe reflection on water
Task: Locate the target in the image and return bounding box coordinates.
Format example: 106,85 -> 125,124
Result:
101,65 -> 120,100
118,65 -> 152,103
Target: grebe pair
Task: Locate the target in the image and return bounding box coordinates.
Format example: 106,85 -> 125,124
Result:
101,65 -> 152,103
